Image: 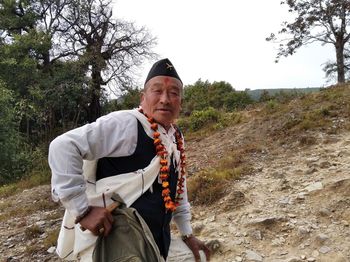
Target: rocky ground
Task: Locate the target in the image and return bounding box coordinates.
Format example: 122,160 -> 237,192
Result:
1,95 -> 349,262
187,129 -> 350,262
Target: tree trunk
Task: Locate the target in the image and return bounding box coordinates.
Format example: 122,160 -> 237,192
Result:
335,40 -> 345,83
88,88 -> 101,123
87,67 -> 102,123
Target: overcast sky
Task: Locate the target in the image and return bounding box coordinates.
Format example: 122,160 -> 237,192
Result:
112,0 -> 335,90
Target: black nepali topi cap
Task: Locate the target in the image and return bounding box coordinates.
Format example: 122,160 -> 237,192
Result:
145,58 -> 182,85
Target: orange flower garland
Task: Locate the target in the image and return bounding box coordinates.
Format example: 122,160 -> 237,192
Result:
139,108 -> 186,212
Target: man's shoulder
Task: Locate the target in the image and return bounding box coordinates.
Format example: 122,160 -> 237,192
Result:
102,109 -> 138,122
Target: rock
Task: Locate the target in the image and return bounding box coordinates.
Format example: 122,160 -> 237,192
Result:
250,230 -> 262,240
306,167 -> 318,174
287,257 -> 302,262
297,226 -> 310,236
47,246 -> 56,254
319,161 -> 331,168
278,196 -> 292,205
306,157 -> 319,164
315,233 -> 329,245
304,182 -> 323,192
307,258 -> 316,262
205,239 -> 220,253
208,215 -> 216,222
235,256 -> 243,262
318,208 -> 331,216
248,216 -> 286,226
319,246 -> 331,254
311,250 -> 319,257
245,250 -> 263,262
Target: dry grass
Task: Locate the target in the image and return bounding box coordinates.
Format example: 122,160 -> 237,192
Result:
0,198 -> 58,222
0,171 -> 51,198
187,142 -> 258,205
43,228 -> 60,249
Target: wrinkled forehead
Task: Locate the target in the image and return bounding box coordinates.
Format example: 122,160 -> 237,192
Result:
144,76 -> 183,91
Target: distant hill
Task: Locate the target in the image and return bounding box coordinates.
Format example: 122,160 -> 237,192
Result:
247,87 -> 322,101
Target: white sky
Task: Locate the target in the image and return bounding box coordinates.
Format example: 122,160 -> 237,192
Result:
112,0 -> 336,90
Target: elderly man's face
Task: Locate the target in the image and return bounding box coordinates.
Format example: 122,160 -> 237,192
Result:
141,76 -> 182,129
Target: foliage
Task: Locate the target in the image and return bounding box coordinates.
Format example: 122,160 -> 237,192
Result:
267,0 -> 350,83
182,79 -> 253,115
185,107 -> 220,131
102,88 -> 141,113
0,81 -> 32,184
177,109 -> 243,140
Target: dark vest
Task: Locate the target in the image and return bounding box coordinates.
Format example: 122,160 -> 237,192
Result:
96,121 -> 178,259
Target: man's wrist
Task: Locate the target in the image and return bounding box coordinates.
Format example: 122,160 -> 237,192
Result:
181,233 -> 194,241
74,206 -> 92,224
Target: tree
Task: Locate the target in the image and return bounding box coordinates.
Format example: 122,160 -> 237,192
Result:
0,0 -> 156,142
266,0 -> 350,83
0,80 -> 31,184
182,79 -> 253,114
59,0 -> 156,122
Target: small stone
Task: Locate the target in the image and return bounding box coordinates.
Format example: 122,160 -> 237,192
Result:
319,246 -> 331,254
300,255 -> 306,260
47,246 -> 56,254
208,215 -> 216,222
316,233 -> 329,244
35,221 -> 46,227
319,161 -> 331,168
298,226 -> 310,236
245,250 -> 263,262
306,157 -> 319,163
279,250 -> 288,255
287,257 -> 302,262
304,182 -> 323,192
235,256 -> 243,262
306,168 -> 318,174
318,208 -> 331,216
307,258 -> 316,262
250,230 -> 262,240
311,250 -> 319,257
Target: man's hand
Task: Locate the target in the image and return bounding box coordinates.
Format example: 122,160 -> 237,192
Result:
79,206 -> 114,237
183,235 -> 210,261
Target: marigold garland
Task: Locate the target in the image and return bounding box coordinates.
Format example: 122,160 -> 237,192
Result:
139,108 -> 186,212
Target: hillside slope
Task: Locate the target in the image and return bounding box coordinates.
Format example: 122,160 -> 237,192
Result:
1,85 -> 349,262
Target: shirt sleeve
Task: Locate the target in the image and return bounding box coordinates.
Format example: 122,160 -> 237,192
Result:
172,177 -> 192,235
48,111 -> 138,217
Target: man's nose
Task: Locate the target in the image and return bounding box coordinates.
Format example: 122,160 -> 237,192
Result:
159,91 -> 170,103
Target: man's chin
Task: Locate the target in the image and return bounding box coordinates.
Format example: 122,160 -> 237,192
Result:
154,116 -> 173,128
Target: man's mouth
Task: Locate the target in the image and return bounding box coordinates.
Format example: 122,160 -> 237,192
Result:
157,108 -> 172,112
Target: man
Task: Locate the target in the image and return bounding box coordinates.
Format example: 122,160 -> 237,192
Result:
49,58 -> 210,261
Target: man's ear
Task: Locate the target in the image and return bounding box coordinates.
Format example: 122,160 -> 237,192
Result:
140,91 -> 145,104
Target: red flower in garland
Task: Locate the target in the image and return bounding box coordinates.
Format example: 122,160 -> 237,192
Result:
139,108 -> 186,212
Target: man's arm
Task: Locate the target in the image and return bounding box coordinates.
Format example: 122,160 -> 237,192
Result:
49,111 -> 138,234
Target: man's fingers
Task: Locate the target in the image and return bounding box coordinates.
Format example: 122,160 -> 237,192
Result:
106,210 -> 114,224
203,245 -> 211,261
102,219 -> 112,237
193,249 -> 201,262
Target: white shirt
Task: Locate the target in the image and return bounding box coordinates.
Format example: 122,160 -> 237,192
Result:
49,109 -> 192,235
